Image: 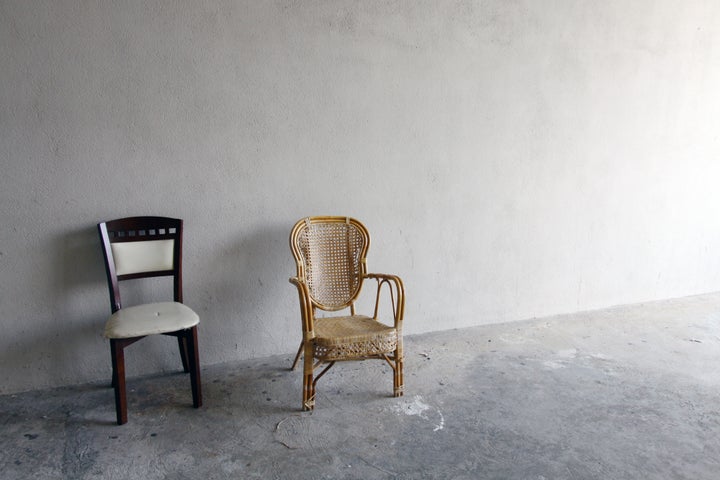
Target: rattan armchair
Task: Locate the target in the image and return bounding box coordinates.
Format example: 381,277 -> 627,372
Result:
289,216 -> 405,410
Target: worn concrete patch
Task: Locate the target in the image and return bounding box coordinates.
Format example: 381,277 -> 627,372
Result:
392,395 -> 445,432
274,415 -> 339,450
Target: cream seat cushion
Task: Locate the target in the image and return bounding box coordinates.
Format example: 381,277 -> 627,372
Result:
111,240 -> 174,276
104,301 -> 199,339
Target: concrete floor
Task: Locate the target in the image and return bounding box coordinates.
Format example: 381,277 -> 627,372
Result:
3,293 -> 720,479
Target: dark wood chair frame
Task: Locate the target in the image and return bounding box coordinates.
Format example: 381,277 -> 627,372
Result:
98,216 -> 202,425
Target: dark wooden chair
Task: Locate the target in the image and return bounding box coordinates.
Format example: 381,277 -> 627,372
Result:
97,216 -> 202,425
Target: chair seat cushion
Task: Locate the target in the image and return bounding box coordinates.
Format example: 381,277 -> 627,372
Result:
313,315 -> 397,361
104,302 -> 199,339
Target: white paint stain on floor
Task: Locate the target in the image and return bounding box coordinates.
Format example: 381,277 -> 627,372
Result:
393,395 -> 444,431
498,333 -> 536,344
557,348 -> 578,359
542,360 -> 565,370
542,348 -> 577,369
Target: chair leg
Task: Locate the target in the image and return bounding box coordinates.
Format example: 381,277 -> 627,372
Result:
394,342 -> 404,398
110,339 -> 128,425
110,353 -> 118,389
393,358 -> 404,397
177,336 -> 190,373
291,340 -> 303,371
186,326 -> 202,408
302,343 -> 315,411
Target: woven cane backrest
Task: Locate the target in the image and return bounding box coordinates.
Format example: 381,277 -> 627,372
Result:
291,217 -> 370,311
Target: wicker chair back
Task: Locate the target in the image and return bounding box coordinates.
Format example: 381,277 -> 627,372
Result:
291,217 -> 370,311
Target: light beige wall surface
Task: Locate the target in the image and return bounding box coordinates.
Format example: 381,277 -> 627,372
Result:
2,1 -> 720,394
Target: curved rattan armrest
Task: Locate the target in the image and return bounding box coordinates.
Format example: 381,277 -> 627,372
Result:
289,277 -> 315,335
364,273 -> 405,328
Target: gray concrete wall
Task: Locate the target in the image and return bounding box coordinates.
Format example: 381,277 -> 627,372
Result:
2,0 -> 720,394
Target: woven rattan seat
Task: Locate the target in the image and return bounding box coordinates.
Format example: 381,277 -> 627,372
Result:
289,216 -> 405,410
313,316 -> 398,361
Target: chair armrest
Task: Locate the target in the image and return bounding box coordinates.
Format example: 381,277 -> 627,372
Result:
364,273 -> 405,329
289,277 -> 315,335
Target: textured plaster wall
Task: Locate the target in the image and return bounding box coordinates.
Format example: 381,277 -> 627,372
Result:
2,1 -> 720,394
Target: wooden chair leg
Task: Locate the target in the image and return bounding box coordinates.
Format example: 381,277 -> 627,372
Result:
302,343 -> 314,411
186,326 -> 202,408
110,352 -> 118,389
110,339 -> 128,425
178,336 -> 190,373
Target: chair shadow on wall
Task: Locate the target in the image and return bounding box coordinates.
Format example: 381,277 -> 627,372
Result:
53,225 -> 116,380
52,225 -> 110,376
0,225 -> 118,423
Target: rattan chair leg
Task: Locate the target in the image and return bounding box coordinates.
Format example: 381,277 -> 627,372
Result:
394,358 -> 404,397
302,343 -> 315,410
394,342 -> 404,397
302,374 -> 314,411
